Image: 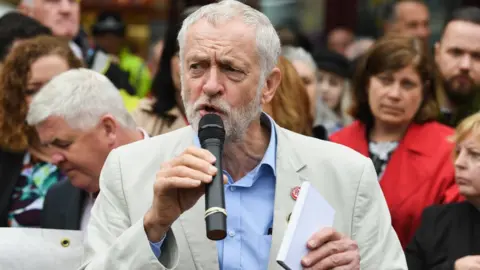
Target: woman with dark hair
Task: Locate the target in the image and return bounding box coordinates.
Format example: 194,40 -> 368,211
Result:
0,35 -> 83,227
131,6 -> 200,136
330,36 -> 462,248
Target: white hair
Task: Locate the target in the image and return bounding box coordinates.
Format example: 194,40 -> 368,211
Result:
281,46 -> 318,72
26,68 -> 136,130
177,0 -> 281,84
20,0 -> 34,7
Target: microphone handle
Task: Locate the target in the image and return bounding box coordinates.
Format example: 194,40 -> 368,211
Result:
202,138 -> 227,240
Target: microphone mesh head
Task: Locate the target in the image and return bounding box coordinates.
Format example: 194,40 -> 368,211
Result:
198,113 -> 226,143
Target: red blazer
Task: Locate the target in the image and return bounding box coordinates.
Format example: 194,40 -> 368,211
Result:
330,121 -> 463,248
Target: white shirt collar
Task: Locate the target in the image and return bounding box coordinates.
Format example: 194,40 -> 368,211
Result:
137,127 -> 150,139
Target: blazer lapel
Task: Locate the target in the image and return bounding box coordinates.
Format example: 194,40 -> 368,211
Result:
379,124 -> 431,211
64,186 -> 86,230
174,127 -> 219,269
267,127 -> 306,270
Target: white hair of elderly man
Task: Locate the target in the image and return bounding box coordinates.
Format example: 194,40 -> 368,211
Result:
177,0 -> 281,85
26,68 -> 136,130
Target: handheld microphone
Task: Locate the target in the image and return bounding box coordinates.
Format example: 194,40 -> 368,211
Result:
198,113 -> 227,240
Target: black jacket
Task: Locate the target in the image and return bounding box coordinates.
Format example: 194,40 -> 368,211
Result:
0,149 -> 25,227
406,201 -> 480,269
41,179 -> 86,230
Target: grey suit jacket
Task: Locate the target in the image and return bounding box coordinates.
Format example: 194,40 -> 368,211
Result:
80,125 -> 407,270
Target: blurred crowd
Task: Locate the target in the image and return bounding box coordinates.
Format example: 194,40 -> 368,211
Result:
0,0 -> 480,269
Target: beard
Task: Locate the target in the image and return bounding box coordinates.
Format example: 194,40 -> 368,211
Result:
182,87 -> 263,143
443,75 -> 478,106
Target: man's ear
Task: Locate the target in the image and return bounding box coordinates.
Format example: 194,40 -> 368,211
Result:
261,67 -> 282,105
99,114 -> 118,144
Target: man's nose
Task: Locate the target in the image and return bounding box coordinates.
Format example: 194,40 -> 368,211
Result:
51,152 -> 65,165
58,0 -> 74,13
202,67 -> 223,97
416,26 -> 430,40
459,55 -> 472,71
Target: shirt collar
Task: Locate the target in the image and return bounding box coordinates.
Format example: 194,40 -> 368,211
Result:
193,112 -> 277,176
138,127 -> 150,139
257,112 -> 277,176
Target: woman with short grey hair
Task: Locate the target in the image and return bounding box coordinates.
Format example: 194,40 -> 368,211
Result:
281,46 -> 318,118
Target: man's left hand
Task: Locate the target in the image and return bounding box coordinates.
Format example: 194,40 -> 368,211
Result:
301,227 -> 360,270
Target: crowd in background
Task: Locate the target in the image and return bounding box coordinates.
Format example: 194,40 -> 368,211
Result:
0,0 -> 480,269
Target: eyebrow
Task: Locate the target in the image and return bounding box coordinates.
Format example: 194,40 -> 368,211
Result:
218,58 -> 242,68
48,138 -> 72,146
186,53 -> 209,62
186,53 -> 249,68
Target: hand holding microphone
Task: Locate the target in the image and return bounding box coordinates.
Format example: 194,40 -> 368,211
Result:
144,113 -> 227,243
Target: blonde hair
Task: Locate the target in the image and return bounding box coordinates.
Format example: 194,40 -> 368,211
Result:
451,113 -> 480,146
267,56 -> 313,135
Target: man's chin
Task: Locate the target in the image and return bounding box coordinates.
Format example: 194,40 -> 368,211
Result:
53,28 -> 78,40
445,84 -> 477,105
68,174 -> 97,192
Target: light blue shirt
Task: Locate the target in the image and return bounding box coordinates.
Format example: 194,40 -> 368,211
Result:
150,113 -> 277,270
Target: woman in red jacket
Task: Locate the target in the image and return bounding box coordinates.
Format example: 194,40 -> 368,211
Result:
330,36 -> 462,248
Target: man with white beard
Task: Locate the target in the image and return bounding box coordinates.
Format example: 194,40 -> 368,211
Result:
79,1 -> 406,269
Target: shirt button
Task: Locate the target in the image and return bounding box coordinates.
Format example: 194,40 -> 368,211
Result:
229,186 -> 236,191
228,230 -> 236,237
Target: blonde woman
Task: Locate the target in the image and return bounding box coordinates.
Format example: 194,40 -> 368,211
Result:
407,112 -> 480,269
262,56 -> 313,136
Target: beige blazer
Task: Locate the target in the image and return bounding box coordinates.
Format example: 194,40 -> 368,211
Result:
80,125 -> 407,270
131,98 -> 187,137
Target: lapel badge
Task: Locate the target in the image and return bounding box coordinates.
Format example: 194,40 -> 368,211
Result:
291,186 -> 300,200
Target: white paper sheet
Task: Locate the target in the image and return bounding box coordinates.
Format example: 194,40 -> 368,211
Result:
276,181 -> 336,270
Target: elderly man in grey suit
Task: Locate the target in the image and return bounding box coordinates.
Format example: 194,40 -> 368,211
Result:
80,1 -> 407,269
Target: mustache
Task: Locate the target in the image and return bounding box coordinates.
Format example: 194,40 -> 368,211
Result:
192,96 -> 231,113
450,74 -> 474,83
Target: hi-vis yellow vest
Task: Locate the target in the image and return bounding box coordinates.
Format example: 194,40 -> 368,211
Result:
90,51 -> 140,112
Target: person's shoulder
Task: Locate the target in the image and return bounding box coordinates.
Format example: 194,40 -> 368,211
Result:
278,126 -> 369,167
410,121 -> 454,154
329,121 -> 363,142
422,201 -> 470,222
417,202 -> 472,236
46,179 -> 75,196
113,126 -> 193,161
131,97 -> 155,113
122,52 -> 147,67
43,180 -> 79,214
418,121 -> 454,137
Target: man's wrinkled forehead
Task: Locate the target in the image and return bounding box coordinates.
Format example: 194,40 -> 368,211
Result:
184,18 -> 256,53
